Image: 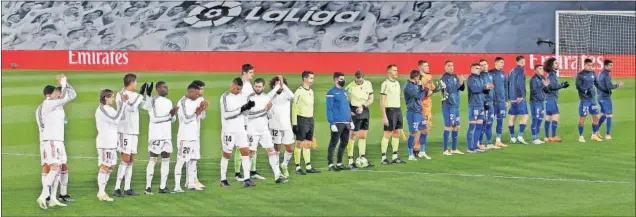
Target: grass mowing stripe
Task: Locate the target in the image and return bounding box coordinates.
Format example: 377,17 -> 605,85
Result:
3,152 -> 633,184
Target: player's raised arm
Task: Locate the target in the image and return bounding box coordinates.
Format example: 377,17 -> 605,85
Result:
148,82 -> 174,124
47,75 -> 77,109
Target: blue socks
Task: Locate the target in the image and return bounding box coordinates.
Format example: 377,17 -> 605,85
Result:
578,124 -> 584,136
451,130 -> 458,150
419,133 -> 428,152
443,130 -> 450,151
606,117 -> 612,135
598,115 -> 606,128
519,124 -> 527,137
531,119 -> 542,140
544,121 -> 551,138
552,121 -> 558,137
496,118 -> 504,139
474,124 -> 483,149
467,124 -> 476,150
407,135 -> 415,156
592,124 -> 599,135
509,125 -> 515,139
485,122 -> 493,144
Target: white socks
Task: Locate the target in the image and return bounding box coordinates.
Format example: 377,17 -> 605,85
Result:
145,157 -> 157,189
124,162 -> 133,190
97,169 -> 111,196
187,160 -> 196,186
220,157 -> 229,181
174,160 -> 185,189
282,150 -> 293,168
160,158 -> 170,189
241,156 -> 250,180
115,161 -> 127,190
40,169 -> 59,199
268,151 -> 281,179
60,170 -> 68,196
50,174 -> 60,199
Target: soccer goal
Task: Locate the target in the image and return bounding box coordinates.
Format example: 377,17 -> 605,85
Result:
555,10 -> 636,77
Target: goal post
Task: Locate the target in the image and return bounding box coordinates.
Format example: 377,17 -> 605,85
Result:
555,10 -> 636,77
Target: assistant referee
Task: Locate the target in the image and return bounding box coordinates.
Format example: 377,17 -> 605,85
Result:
292,70 -> 320,175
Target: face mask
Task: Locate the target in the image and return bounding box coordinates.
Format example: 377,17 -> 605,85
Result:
338,80 -> 345,87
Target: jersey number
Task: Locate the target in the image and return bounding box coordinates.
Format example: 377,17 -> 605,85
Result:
248,136 -> 253,143
271,130 -> 279,137
106,151 -> 113,159
225,135 -> 232,143
152,140 -> 161,146
182,147 -> 191,155
123,139 -> 128,147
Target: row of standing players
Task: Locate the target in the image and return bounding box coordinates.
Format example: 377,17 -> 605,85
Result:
35,57 -> 624,208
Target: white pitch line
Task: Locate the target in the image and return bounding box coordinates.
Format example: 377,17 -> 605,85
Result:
3,152 -> 634,185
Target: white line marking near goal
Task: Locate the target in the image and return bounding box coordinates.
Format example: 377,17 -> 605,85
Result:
3,152 -> 634,185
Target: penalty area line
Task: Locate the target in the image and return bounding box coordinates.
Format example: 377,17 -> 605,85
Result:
3,152 -> 634,185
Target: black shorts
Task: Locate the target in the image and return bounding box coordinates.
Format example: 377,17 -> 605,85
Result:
384,108 -> 403,131
296,116 -> 314,141
353,118 -> 369,131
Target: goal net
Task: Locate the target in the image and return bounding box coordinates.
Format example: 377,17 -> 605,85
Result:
555,10 -> 636,77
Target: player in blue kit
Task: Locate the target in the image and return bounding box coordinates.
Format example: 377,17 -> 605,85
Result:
529,65 -> 551,144
507,56 -> 529,145
439,60 -> 466,156
575,59 -> 603,142
404,70 -> 431,160
467,63 -> 493,153
490,57 -> 509,148
595,59 -> 624,140
543,57 -> 570,143
478,59 -> 499,150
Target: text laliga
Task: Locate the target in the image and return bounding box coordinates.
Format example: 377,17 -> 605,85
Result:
245,7 -> 360,26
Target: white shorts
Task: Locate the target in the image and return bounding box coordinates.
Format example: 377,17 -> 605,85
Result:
177,140 -> 200,161
117,133 -> 138,154
97,148 -> 118,167
40,141 -> 67,166
221,131 -> 248,153
248,132 -> 274,151
148,139 -> 173,155
271,129 -> 294,145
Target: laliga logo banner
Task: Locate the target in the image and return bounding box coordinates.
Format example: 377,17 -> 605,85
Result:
184,1 -> 360,27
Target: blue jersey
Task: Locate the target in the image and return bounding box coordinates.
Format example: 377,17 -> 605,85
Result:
575,70 -> 597,102
489,68 -> 508,103
440,72 -> 465,108
480,71 -> 494,105
467,73 -> 485,107
507,65 -> 527,100
596,69 -> 618,100
325,86 -> 352,125
545,70 -> 563,100
404,80 -> 428,113
529,74 -> 549,103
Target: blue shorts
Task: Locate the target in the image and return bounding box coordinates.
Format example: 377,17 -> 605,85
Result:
406,112 -> 427,133
484,103 -> 495,122
468,106 -> 485,121
530,102 -> 546,119
545,98 -> 559,116
494,102 -> 507,119
442,106 -> 460,127
508,100 -> 528,115
578,100 -> 600,117
598,99 -> 613,114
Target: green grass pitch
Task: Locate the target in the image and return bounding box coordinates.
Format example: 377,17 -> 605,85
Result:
1,70 -> 634,216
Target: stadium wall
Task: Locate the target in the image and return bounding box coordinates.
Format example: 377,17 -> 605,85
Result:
2,50 -> 634,77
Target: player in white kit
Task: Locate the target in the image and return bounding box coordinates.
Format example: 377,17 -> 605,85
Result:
235,64 -> 256,181
174,83 -> 209,192
144,81 -> 179,195
95,89 -> 128,202
35,74 -> 76,209
113,74 -> 148,197
247,78 -> 288,184
220,78 -> 257,188
267,75 -> 296,178
183,80 -> 206,189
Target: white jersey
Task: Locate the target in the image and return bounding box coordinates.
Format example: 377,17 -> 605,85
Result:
36,84 -> 77,142
220,91 -> 247,134
95,104 -> 127,149
268,85 -> 294,130
147,96 -> 176,141
241,80 -> 254,126
116,89 -> 145,135
177,96 -> 206,141
247,86 -> 279,135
